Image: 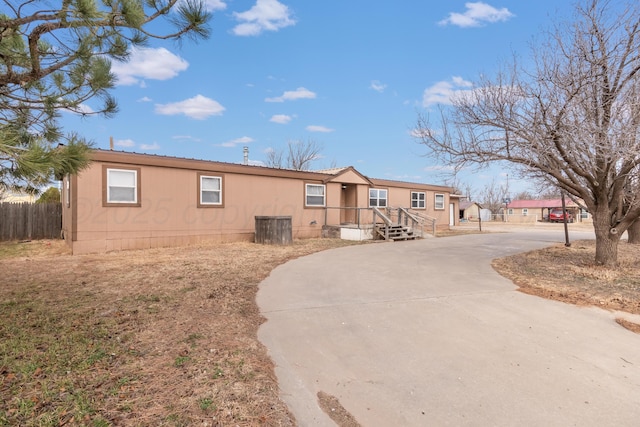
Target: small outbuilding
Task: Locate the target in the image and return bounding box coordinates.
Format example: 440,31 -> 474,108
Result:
459,200 -> 482,221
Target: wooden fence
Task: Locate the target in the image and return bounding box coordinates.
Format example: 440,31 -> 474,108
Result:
0,202 -> 62,241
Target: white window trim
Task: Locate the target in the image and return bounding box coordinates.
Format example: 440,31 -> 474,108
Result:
369,188 -> 388,208
200,175 -> 223,206
434,193 -> 445,210
522,208 -> 528,216
411,191 -> 426,209
107,168 -> 138,204
305,183 -> 326,207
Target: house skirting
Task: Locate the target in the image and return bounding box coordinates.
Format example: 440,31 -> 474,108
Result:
69,228 -> 323,254
322,224 -> 374,241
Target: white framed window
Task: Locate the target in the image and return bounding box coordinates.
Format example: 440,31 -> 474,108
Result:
508,208 -> 514,215
369,188 -> 388,208
199,175 -> 222,206
522,208 -> 528,216
105,168 -> 139,205
434,193 -> 445,210
411,191 -> 426,209
305,183 -> 325,207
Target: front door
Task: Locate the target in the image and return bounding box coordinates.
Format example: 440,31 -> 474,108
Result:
449,203 -> 455,226
340,184 -> 357,224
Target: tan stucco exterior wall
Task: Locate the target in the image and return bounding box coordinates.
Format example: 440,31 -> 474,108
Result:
64,151 -> 456,253
377,184 -> 453,227
68,162 -> 328,254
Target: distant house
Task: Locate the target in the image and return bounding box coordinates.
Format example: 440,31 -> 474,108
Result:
459,200 -> 482,221
61,150 -> 459,254
504,198 -> 590,223
1,191 -> 37,203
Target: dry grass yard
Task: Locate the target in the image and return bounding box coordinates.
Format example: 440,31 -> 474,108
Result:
1,228 -> 638,426
0,239 -> 360,426
492,239 -> 640,318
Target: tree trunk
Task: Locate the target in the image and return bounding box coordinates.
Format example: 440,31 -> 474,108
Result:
592,210 -> 621,267
627,219 -> 640,244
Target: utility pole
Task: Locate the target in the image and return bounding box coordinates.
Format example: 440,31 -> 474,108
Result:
561,191 -> 571,247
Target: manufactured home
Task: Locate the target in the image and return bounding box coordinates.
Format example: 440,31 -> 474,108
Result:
61,150 -> 458,254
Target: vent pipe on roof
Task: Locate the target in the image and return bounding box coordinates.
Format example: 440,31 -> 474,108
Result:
243,146 -> 249,165
109,136 -> 114,150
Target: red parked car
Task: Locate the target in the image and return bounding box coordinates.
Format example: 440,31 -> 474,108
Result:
548,208 -> 573,223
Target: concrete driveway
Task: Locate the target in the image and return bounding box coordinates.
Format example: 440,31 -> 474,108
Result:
257,228 -> 640,426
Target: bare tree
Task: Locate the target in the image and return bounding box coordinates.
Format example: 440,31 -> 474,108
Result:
625,178 -> 640,243
265,139 -> 323,171
441,175 -> 474,200
415,0 -> 640,266
264,148 -> 285,169
628,220 -> 640,243
513,190 -> 535,201
477,178 -> 509,214
536,187 -> 562,200
1,0 -> 211,193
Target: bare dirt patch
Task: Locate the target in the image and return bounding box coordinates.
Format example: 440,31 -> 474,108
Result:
436,229 -> 486,237
615,318 -> 640,334
492,239 -> 640,332
0,238 -> 362,426
317,391 -> 361,427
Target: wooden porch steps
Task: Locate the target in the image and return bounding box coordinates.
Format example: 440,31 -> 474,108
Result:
375,224 -> 417,241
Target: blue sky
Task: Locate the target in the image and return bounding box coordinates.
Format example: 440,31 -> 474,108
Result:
61,0 -> 576,195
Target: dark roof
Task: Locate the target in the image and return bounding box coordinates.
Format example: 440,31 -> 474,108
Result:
90,149 -> 454,191
460,200 -> 481,210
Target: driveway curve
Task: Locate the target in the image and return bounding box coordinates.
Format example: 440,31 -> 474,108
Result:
257,229 -> 640,426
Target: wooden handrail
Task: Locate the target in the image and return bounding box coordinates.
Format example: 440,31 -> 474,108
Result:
321,206 -> 438,238
372,207 -> 393,226
405,208 -> 437,236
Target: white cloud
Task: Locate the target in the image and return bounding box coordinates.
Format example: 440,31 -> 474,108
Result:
172,135 -> 202,142
137,96 -> 152,102
423,165 -> 455,172
370,80 -> 387,93
270,114 -> 292,124
62,103 -> 95,115
232,0 -> 296,36
155,95 -> 225,120
306,125 -> 334,133
76,104 -> 94,114
439,2 -> 514,28
265,87 -> 316,102
383,173 -> 424,182
115,139 -> 136,148
111,47 -> 189,86
140,142 -> 160,150
220,136 -> 255,147
201,0 -> 227,11
422,76 -> 473,107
